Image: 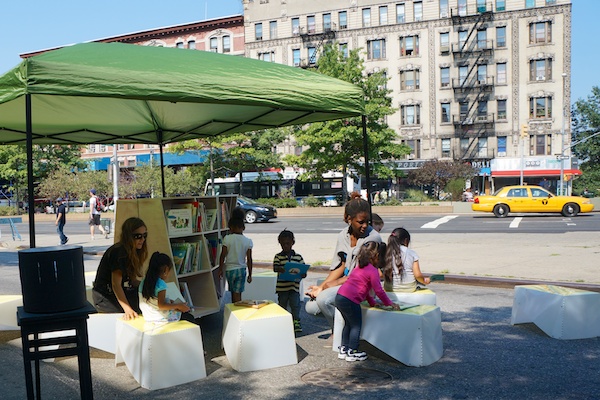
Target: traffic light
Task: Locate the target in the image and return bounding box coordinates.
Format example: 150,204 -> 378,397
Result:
520,124 -> 529,138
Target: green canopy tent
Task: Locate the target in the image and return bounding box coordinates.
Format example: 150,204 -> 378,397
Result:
0,42 -> 369,248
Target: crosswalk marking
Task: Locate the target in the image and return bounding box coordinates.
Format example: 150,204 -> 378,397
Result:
421,215 -> 458,229
509,217 -> 522,228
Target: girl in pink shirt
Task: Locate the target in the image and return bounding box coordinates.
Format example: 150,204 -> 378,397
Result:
335,241 -> 399,361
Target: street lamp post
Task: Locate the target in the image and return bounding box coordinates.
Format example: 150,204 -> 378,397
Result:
558,72 -> 567,195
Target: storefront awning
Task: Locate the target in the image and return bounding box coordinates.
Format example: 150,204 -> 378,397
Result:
491,169 -> 582,177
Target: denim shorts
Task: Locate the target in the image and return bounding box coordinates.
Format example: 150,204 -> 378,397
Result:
226,268 -> 247,293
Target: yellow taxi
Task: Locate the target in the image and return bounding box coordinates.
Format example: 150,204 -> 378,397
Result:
472,185 -> 594,218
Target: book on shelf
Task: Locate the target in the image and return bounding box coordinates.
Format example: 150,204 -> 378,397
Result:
179,281 -> 195,308
171,242 -> 189,274
165,208 -> 193,235
220,200 -> 230,229
206,238 -> 219,267
204,208 -> 218,231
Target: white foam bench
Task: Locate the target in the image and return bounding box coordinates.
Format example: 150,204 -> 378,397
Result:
386,289 -> 437,305
116,317 -> 206,390
511,284 -> 600,340
243,270 -> 278,302
222,302 -> 297,372
333,304 -> 443,367
0,295 -> 23,330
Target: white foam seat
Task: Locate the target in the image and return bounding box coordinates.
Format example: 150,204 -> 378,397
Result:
0,295 -> 23,330
116,317 -> 206,390
243,270 -> 278,302
333,304 -> 443,367
222,302 -> 297,372
511,285 -> 600,340
87,312 -> 124,354
385,289 -> 437,305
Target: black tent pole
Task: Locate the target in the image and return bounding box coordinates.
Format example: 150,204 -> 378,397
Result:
26,94 -> 36,248
362,115 -> 372,221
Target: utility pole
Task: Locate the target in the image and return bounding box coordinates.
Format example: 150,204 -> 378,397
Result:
559,72 -> 567,195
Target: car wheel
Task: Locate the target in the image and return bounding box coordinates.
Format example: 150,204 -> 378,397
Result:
493,204 -> 509,218
245,210 -> 257,224
562,203 -> 579,217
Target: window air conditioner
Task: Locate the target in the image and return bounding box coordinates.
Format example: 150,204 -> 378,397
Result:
405,85 -> 414,90
440,12 -> 448,18
536,76 -> 545,81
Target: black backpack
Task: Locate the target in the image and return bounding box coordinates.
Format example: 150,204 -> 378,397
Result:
95,197 -> 102,212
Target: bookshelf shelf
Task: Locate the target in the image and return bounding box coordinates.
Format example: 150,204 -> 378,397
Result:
115,195 -> 237,318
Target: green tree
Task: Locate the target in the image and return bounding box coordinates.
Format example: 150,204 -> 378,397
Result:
285,44 -> 410,197
408,160 -> 476,198
571,86 -> 600,194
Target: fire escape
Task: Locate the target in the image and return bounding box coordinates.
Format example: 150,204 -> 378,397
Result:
299,23 -> 337,68
450,2 -> 495,160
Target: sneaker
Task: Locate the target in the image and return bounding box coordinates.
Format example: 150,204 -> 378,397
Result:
105,232 -> 109,239
293,320 -> 302,332
338,346 -> 348,360
63,237 -> 69,245
345,349 -> 368,362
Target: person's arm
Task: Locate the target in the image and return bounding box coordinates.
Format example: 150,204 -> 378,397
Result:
218,245 -> 228,278
246,248 -> 253,283
55,211 -> 62,226
156,289 -> 190,312
110,269 -> 138,320
306,265 -> 346,298
273,256 -> 284,273
412,260 -> 430,285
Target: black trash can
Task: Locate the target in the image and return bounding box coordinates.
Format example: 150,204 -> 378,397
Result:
18,245 -> 86,313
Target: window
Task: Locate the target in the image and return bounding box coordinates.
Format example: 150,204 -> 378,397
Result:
546,0 -> 556,4
339,11 -> 348,29
497,63 -> 507,84
530,97 -> 552,119
477,29 -> 488,50
458,0 -> 467,16
477,65 -> 487,84
269,21 -> 277,39
188,40 -> 196,50
440,67 -> 450,87
404,139 -> 421,158
292,17 -> 300,36
400,35 -> 419,56
497,99 -> 507,120
307,16 -> 316,34
530,134 -> 552,155
401,104 -> 420,125
496,27 -> 506,48
400,69 -> 420,90
307,47 -> 316,64
397,4 -> 405,23
478,138 -> 488,158
414,2 -> 423,21
459,101 -> 469,120
477,101 -> 488,120
458,30 -> 468,50
292,49 -> 301,66
440,0 -> 449,18
367,39 -> 386,60
530,59 -> 552,81
209,37 -> 218,52
477,0 -> 487,13
460,138 -> 469,153
176,42 -> 184,49
255,23 -> 263,41
525,0 -> 535,8
339,43 -> 348,58
362,8 -> 371,27
259,51 -> 274,62
459,66 -> 468,85
441,103 -> 451,123
442,138 -> 451,157
323,13 -> 332,31
496,0 -> 506,11
497,136 -> 507,156
530,21 -> 552,44
508,188 -> 527,197
440,32 -> 450,54
222,36 -> 231,53
379,6 -> 388,25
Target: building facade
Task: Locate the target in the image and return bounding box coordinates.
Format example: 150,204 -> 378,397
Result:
243,0 -> 573,193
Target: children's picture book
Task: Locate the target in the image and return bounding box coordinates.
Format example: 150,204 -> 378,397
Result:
165,208 -> 193,235
171,242 -> 189,274
279,262 -> 310,282
234,300 -> 271,309
165,281 -> 186,304
179,281 -> 194,309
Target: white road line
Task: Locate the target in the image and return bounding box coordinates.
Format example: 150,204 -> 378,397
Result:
421,215 -> 458,229
509,217 -> 522,228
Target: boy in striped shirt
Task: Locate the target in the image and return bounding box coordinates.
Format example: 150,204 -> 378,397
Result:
273,229 -> 306,332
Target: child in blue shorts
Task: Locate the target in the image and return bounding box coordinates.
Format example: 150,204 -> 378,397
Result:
218,208 -> 253,303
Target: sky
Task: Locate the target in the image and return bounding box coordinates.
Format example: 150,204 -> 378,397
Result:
0,0 -> 595,105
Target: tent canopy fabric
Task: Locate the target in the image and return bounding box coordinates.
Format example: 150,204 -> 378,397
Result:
0,42 -> 365,145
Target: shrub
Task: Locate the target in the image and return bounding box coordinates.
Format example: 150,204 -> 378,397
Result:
380,198 -> 403,206
303,195 -> 322,207
0,206 -> 20,216
256,197 -> 298,208
404,189 -> 432,202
